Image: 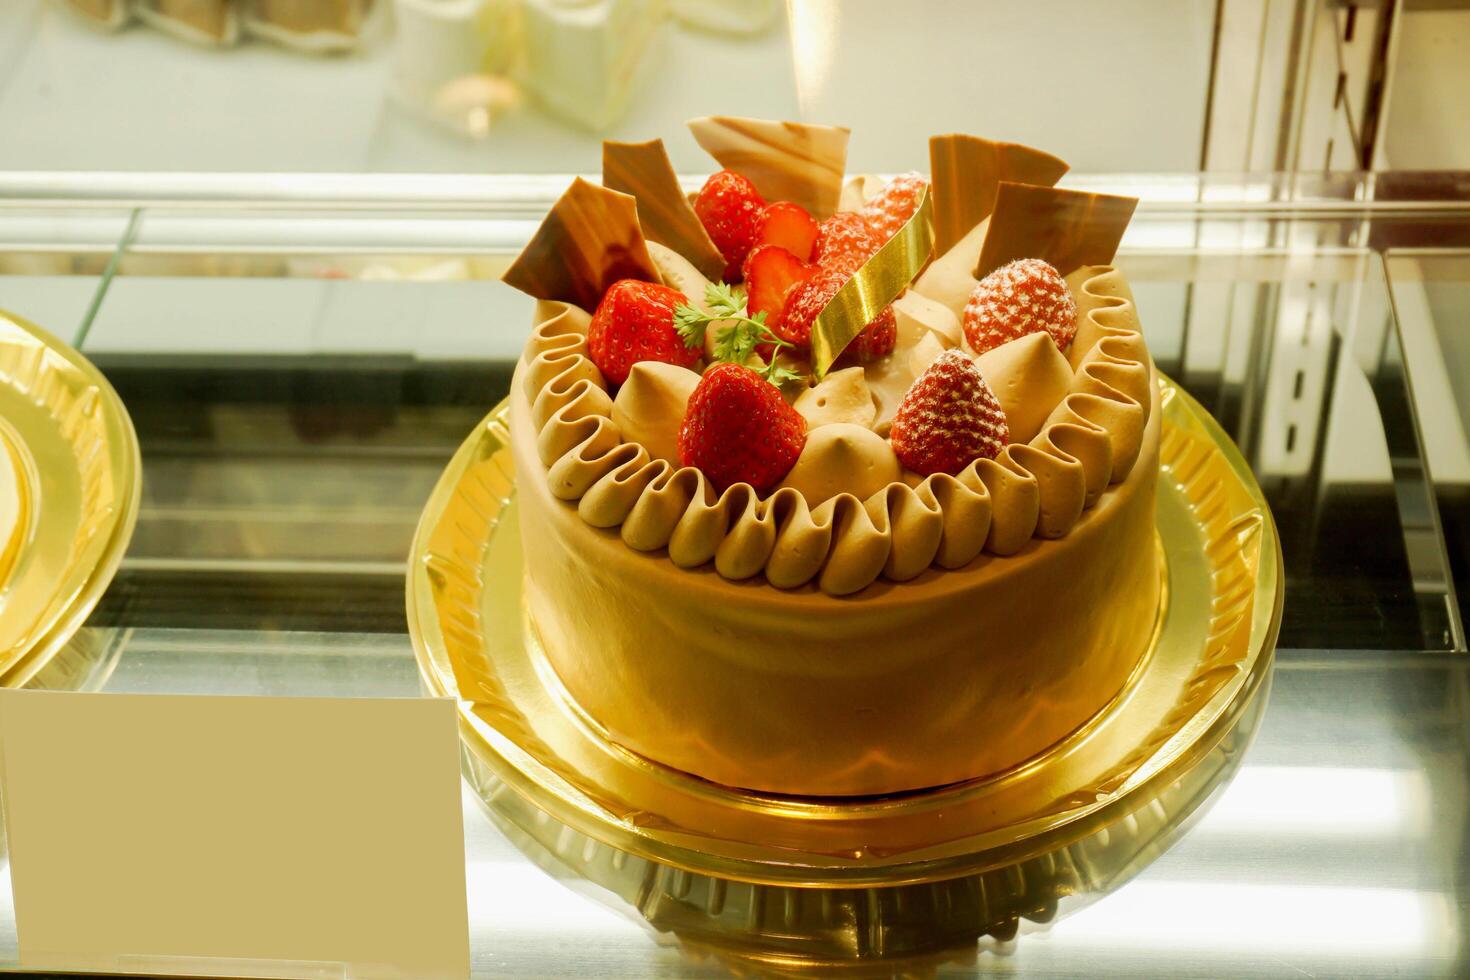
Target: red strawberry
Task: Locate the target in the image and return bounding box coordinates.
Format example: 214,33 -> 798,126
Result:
752,201 -> 818,262
861,172 -> 928,243
842,306 -> 896,363
779,269 -> 896,362
963,258 -> 1078,356
678,363 -> 806,494
778,269 -> 843,347
889,349 -> 1009,476
743,245 -> 816,329
814,211 -> 880,274
694,170 -> 766,281
586,279 -> 700,386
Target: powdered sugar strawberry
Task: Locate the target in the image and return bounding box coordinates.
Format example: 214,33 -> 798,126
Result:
860,172 -> 928,243
694,170 -> 766,282
587,279 -> 701,386
963,258 -> 1078,355
678,363 -> 806,494
813,212 -> 881,274
889,349 -> 1009,476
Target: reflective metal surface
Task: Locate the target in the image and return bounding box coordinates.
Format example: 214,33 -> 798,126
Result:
0,181 -> 1466,976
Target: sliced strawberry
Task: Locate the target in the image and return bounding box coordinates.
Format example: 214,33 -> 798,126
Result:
693,170 -> 766,282
814,211 -> 881,274
678,363 -> 806,494
889,350 -> 1009,476
963,258 -> 1077,355
586,279 -> 701,386
752,201 -> 818,262
743,245 -> 816,329
861,172 -> 928,244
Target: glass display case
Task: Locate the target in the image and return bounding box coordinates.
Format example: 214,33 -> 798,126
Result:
1,0 -> 1468,976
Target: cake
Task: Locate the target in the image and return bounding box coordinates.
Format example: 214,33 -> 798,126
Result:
502,118 -> 1157,797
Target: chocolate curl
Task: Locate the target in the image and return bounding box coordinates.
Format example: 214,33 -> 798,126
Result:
977,182 -> 1138,279
602,138 -> 726,282
501,178 -> 663,312
810,187 -> 935,378
687,116 -> 850,218
928,134 -> 1069,254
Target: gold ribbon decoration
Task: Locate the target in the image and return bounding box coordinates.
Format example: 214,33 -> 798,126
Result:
810,186 -> 935,378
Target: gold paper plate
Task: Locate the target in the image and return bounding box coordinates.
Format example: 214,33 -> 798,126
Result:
0,310 -> 140,689
409,377 -> 1281,954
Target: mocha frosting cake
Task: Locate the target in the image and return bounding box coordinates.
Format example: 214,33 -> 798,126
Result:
502,117 -> 1158,796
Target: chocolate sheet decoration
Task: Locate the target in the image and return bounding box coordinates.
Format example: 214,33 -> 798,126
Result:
977,182 -> 1138,279
602,139 -> 726,282
928,134 -> 1070,254
687,116 -> 850,218
810,187 -> 935,378
501,178 -> 663,312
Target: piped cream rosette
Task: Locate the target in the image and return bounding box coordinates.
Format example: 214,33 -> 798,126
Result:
519,255 -> 1153,596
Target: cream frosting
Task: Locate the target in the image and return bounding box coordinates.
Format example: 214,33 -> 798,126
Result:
646,241 -> 711,305
906,330 -> 947,378
976,332 -> 1074,443
792,366 -> 876,429
611,362 -> 699,464
911,217 -> 990,318
779,423 -> 901,506
893,289 -> 964,349
837,173 -> 886,212
518,265 -> 1153,596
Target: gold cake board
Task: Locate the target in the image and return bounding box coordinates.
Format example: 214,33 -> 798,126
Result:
409,377 -> 1282,961
0,309 -> 140,690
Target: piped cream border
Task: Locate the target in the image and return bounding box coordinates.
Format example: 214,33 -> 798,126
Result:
517,267 -> 1153,596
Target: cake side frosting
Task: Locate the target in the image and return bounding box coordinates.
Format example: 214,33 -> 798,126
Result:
521,266 -> 1152,595
512,358 -> 1164,796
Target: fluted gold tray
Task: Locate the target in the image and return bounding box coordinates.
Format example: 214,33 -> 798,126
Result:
0,310 -> 140,689
408,377 -> 1280,958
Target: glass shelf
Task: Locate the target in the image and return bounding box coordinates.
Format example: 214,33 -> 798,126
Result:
0,179 -> 1467,976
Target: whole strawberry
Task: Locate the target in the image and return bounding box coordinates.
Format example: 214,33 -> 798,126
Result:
779,269 -> 896,362
694,170 -> 766,282
678,363 -> 806,494
814,211 -> 880,274
587,279 -> 700,386
861,171 -> 928,243
844,306 -> 896,363
963,258 -> 1077,356
890,349 -> 1009,476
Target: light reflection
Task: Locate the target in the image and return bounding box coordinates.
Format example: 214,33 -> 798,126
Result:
1197,765 -> 1431,837
785,1 -> 838,114
464,862 -> 639,936
1051,882 -> 1456,959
